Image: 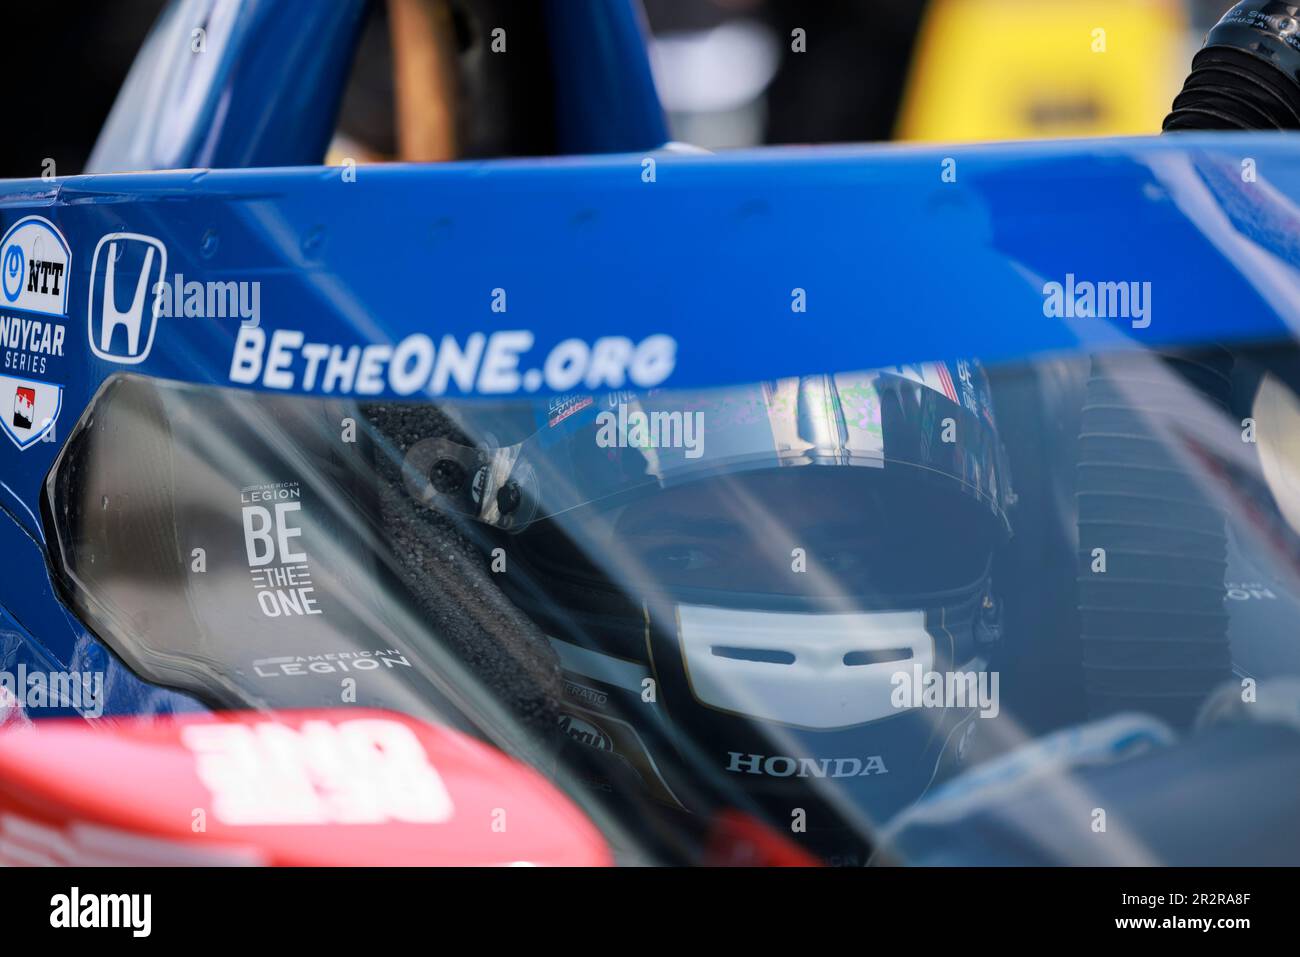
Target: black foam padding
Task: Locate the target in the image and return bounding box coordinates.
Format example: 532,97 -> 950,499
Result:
361,403 -> 563,742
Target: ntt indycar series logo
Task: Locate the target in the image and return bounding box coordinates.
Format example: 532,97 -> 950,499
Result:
1,216 -> 70,317
230,326 -> 677,396
0,216 -> 70,450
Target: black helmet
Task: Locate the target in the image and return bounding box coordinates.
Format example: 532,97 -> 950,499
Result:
393,361 -> 1014,841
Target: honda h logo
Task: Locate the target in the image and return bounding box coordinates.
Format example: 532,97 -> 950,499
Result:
88,232 -> 167,364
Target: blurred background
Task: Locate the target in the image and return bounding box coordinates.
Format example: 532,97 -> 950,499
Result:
644,0 -> 1236,148
3,0 -> 1240,178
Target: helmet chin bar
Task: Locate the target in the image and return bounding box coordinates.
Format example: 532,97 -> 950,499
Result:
400,435 -> 539,530
673,605 -> 936,728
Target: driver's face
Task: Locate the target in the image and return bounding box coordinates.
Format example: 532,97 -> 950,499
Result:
611,469 -> 881,595
567,466 -> 997,600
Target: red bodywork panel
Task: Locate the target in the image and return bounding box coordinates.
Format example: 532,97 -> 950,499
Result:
0,709 -> 611,866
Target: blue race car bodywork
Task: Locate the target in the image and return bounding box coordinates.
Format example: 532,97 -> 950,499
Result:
4,0 -> 1300,865
6,133 -> 1300,716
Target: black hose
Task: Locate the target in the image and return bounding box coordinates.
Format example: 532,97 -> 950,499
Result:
1078,2 -> 1300,726
1165,2 -> 1300,132
1077,351 -> 1234,727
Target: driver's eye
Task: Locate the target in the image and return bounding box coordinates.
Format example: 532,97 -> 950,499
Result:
645,545 -> 720,574
819,550 -> 864,573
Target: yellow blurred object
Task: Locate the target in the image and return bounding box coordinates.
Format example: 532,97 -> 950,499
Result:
895,0 -> 1189,141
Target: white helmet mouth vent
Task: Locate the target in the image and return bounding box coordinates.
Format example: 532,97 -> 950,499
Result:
678,605 -> 935,729
709,645 -> 917,667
